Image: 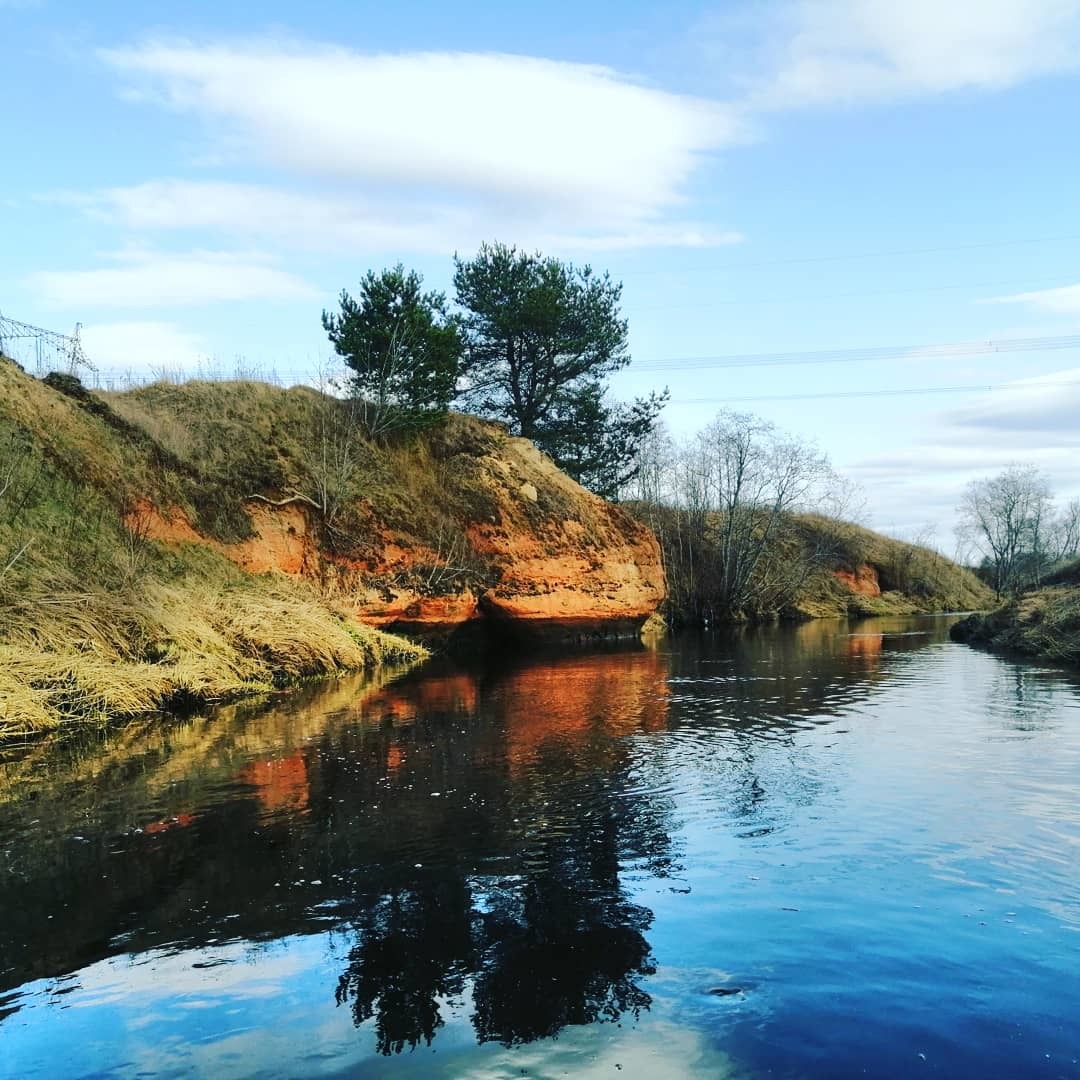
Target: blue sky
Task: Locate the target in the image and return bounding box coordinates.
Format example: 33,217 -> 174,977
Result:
3,0 -> 1080,541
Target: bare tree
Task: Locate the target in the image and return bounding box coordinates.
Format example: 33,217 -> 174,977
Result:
694,412 -> 837,619
956,465 -> 1054,597
251,365 -> 367,541
1053,498 -> 1080,563
630,411 -> 839,622
354,321 -> 417,440
623,422 -> 676,506
0,435 -> 42,588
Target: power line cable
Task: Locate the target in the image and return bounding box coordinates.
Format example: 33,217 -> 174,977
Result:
675,376 -> 1080,405
616,231 -> 1080,278
631,332 -> 1080,373
631,274 -> 1073,312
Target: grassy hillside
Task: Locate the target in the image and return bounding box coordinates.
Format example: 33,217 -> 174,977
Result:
0,358 -> 426,737
93,373 -> 665,641
629,503 -> 992,624
791,514 -> 993,618
950,559 -> 1080,665
0,358 -> 662,736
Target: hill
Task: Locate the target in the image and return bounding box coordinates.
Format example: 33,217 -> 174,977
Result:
627,503 -> 992,625
0,357 -> 663,735
790,514 -> 993,618
950,559 -> 1080,665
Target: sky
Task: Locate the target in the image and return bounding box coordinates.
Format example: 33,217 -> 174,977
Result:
2,0 -> 1080,545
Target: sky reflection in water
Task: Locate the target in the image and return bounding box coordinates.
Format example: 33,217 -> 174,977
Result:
1,616 -> 1078,1078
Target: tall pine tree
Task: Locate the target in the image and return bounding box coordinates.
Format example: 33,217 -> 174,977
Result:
453,243 -> 665,497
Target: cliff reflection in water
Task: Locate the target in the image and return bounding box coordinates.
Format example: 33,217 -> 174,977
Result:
0,619 -> 969,1061
0,647 -> 675,1055
329,651 -> 672,1053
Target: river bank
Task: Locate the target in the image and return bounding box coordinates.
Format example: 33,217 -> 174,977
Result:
949,563 -> 1080,665
0,357 -> 663,736
1,357 -> 994,737
3,615 -> 1078,1077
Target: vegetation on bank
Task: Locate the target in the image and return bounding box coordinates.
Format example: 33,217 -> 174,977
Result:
625,412 -> 992,624
324,244 -> 667,498
956,464 -> 1079,597
633,503 -> 991,623
949,466 -> 1080,666
96,371 -> 514,559
791,515 -> 993,618
0,357 -> 426,737
950,560 -> 1080,665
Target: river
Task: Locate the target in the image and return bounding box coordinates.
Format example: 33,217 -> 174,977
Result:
0,615 -> 1078,1078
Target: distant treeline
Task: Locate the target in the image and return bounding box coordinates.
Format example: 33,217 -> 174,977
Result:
621,412 -> 990,624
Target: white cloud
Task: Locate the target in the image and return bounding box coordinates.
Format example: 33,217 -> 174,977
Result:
744,0 -> 1080,108
79,321 -> 208,373
97,42 -> 743,247
27,249 -> 317,309
59,179 -> 744,256
847,366 -> 1080,536
56,181 -> 451,253
984,283 -> 1080,315
941,366 -> 1080,435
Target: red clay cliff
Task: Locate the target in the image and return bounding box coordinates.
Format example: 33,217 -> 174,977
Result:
128,411 -> 665,645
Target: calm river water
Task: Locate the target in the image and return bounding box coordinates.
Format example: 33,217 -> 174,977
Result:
1,616 -> 1079,1078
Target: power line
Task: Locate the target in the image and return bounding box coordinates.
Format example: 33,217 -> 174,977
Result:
631,332 -> 1080,373
631,273 -> 1072,312
83,333 -> 1080,390
674,376 -> 1080,405
616,231 -> 1080,278
0,311 -> 94,376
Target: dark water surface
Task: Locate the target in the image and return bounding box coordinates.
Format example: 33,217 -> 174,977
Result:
1,616 -> 1079,1078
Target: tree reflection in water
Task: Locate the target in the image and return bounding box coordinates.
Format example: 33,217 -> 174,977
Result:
332,651 -> 671,1055
335,876 -> 477,1055
334,829 -> 656,1055
470,815 -> 656,1046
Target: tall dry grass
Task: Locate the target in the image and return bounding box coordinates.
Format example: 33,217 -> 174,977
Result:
0,575 -> 428,737
0,360 -> 430,738
1001,588 -> 1080,664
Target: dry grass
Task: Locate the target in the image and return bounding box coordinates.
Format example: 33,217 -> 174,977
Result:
0,574 -> 428,737
0,648 -> 167,735
1019,588 -> 1080,663
793,514 -> 993,617
0,359 -> 432,738
983,587 -> 1080,664
951,584 -> 1080,667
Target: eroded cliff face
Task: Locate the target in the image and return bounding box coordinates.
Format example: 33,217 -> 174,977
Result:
833,565 -> 882,597
131,423 -> 665,644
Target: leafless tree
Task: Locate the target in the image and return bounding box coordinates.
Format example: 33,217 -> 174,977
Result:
956,465 -> 1054,597
628,411 -> 840,622
692,412 -> 837,619
1053,498 -> 1080,563
352,321 -> 416,440
623,422 -> 676,506
270,364 -> 366,541
0,435 -> 42,587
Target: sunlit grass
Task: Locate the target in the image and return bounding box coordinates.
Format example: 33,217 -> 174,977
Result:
0,576 -> 427,736
0,355 -> 436,737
